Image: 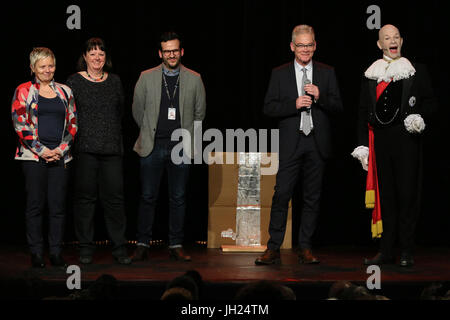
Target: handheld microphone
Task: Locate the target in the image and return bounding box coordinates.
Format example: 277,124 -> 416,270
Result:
303,79 -> 315,100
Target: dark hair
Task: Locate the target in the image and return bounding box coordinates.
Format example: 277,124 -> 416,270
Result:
77,37 -> 113,71
183,270 -> 203,299
235,280 -> 296,300
328,281 -> 353,299
159,31 -> 182,50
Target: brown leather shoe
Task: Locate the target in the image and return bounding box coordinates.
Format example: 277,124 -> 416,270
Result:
132,246 -> 148,262
169,247 -> 191,262
299,248 -> 320,264
255,249 -> 281,265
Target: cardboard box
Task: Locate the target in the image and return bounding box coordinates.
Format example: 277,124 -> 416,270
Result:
207,152 -> 292,249
208,152 -> 283,208
207,206 -> 292,249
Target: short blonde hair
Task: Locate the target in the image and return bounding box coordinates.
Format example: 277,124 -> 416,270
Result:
29,47 -> 56,69
292,25 -> 315,42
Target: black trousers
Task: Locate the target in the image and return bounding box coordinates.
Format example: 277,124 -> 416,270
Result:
374,124 -> 422,257
22,159 -> 69,255
267,133 -> 325,251
73,153 -> 127,256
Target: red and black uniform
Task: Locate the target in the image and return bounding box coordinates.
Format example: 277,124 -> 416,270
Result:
357,63 -> 437,259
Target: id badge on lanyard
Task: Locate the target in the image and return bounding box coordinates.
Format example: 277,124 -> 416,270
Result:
163,73 -> 180,121
168,107 -> 176,120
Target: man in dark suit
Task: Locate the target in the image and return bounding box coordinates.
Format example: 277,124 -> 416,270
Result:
255,25 -> 343,265
352,24 -> 437,267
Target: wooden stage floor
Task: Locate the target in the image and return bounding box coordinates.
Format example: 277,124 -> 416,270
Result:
0,243 -> 449,300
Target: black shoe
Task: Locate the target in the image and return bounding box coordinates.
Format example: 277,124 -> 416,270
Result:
363,253 -> 395,265
31,254 -> 45,268
132,246 -> 148,261
80,255 -> 93,264
49,254 -> 68,268
399,255 -> 414,267
114,255 -> 132,265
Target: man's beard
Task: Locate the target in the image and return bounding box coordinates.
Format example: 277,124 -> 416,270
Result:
163,57 -> 180,70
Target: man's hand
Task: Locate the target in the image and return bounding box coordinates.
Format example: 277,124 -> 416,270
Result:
296,95 -> 313,109
304,84 -> 320,101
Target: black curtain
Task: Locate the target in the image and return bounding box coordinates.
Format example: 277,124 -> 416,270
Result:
2,0 -> 448,247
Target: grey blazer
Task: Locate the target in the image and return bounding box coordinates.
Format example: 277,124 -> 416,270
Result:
132,64 -> 206,158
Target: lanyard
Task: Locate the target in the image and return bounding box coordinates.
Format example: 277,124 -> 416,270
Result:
162,73 -> 180,108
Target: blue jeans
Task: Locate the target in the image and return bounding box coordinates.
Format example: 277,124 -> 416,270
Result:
136,140 -> 190,247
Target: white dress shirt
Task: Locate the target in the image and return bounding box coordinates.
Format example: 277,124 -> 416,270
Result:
294,59 -> 313,96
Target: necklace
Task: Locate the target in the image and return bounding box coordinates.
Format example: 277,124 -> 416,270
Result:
86,71 -> 104,81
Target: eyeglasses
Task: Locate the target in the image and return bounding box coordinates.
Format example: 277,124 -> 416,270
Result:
293,43 -> 315,49
162,49 -> 181,55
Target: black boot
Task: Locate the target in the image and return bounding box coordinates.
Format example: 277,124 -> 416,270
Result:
132,246 -> 149,262
49,254 -> 68,268
31,253 -> 45,268
399,253 -> 414,267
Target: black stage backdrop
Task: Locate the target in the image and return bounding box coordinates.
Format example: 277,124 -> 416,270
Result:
2,0 -> 449,248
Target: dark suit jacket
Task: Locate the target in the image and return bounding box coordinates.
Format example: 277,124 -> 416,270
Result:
264,61 -> 343,160
357,63 -> 438,147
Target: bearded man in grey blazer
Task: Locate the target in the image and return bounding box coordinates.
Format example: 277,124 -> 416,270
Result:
132,32 -> 206,262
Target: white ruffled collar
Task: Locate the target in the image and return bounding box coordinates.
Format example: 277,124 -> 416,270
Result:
364,56 -> 416,83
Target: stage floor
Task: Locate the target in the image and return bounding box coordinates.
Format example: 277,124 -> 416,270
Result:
1,243 -> 449,300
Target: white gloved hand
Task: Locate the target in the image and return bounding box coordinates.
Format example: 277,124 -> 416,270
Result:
351,146 -> 369,171
404,114 -> 425,133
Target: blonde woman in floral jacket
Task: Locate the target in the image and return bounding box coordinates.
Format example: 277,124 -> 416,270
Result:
11,47 -> 77,269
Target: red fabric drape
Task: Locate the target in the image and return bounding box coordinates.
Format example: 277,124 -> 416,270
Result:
366,80 -> 390,238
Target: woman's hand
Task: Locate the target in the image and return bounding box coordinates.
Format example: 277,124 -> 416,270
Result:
41,147 -> 61,162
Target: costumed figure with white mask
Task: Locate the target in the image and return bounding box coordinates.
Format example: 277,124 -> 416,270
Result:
351,24 -> 437,267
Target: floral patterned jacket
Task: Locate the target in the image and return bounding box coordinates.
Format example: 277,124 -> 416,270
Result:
11,78 -> 77,163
